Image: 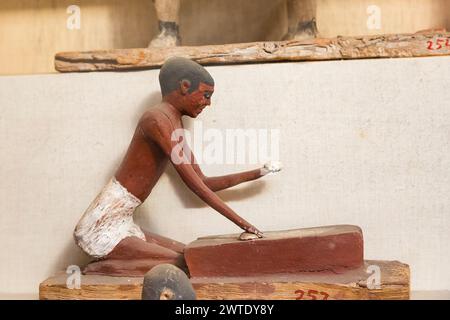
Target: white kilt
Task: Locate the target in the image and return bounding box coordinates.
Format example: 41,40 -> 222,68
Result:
74,178 -> 146,259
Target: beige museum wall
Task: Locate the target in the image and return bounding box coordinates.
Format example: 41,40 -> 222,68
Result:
1,57 -> 450,296
1,0 -> 450,75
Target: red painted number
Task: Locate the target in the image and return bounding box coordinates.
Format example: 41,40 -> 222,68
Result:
321,291 -> 330,300
295,289 -> 330,300
295,290 -> 305,300
428,38 -> 450,50
307,289 -> 319,300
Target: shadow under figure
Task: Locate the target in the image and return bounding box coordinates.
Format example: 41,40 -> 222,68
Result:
73,57 -> 281,277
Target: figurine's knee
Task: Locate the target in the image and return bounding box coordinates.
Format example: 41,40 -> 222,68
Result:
143,230 -> 185,254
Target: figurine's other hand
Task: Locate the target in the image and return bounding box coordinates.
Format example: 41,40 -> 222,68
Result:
260,161 -> 283,176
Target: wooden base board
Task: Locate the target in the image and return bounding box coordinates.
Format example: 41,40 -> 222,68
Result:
191,260 -> 409,300
39,260 -> 409,300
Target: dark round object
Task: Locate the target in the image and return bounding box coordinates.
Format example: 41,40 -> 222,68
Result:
141,264 -> 196,300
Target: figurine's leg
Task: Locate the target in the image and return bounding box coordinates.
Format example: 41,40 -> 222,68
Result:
283,0 -> 318,41
83,257 -> 184,277
142,230 -> 185,254
106,236 -> 181,260
149,0 -> 181,47
83,236 -> 186,276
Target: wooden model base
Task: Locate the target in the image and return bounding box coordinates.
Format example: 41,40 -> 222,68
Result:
191,260 -> 409,300
40,225 -> 409,299
39,260 -> 409,300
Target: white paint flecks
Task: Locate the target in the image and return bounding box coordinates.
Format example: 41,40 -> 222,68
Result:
261,160 -> 283,176
73,178 -> 145,259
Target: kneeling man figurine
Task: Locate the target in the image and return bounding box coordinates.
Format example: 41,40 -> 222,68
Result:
73,57 -> 281,276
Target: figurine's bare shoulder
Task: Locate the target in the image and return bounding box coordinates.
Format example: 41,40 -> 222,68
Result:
138,105 -> 177,153
140,104 -> 168,127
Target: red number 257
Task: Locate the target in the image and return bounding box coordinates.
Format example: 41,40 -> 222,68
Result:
295,289 -> 330,300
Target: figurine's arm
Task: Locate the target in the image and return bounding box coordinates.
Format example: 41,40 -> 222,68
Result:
141,116 -> 262,236
202,170 -> 263,192
187,146 -> 267,192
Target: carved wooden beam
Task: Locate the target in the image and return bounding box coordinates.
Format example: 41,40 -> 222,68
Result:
55,31 -> 450,72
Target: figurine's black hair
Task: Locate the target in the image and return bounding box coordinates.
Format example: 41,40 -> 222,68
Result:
159,57 -> 214,96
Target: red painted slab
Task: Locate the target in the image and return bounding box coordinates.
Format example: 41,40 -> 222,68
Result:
185,225 -> 364,277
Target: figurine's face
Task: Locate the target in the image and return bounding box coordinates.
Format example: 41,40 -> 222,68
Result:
183,82 -> 214,118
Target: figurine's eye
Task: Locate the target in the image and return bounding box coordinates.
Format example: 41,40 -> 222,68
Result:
204,93 -> 211,99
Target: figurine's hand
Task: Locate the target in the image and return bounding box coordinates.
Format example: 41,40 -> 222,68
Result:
243,225 -> 264,238
260,161 -> 283,176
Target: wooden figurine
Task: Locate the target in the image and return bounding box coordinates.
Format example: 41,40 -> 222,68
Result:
148,0 -> 318,47
73,57 -> 281,277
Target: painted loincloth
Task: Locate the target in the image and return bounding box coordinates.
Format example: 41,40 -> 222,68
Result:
74,177 -> 146,259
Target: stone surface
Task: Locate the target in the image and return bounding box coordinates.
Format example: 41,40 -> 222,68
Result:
142,264 -> 195,300
184,225 -> 364,278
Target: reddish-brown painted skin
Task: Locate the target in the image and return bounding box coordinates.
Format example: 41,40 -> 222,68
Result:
87,82 -> 266,276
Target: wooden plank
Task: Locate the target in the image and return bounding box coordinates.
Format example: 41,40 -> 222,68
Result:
39,273 -> 143,300
185,225 -> 364,278
39,260 -> 409,300
54,31 -> 450,72
191,260 -> 410,300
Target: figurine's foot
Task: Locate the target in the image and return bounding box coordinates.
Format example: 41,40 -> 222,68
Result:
148,21 -> 181,48
149,34 -> 180,48
283,18 -> 318,41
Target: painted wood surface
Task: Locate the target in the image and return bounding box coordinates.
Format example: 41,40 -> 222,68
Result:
185,225 -> 364,278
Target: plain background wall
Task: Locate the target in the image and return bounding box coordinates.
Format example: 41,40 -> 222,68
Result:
1,0 -> 450,74
1,57 -> 450,296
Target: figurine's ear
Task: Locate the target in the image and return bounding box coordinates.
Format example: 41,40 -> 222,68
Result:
180,79 -> 191,95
